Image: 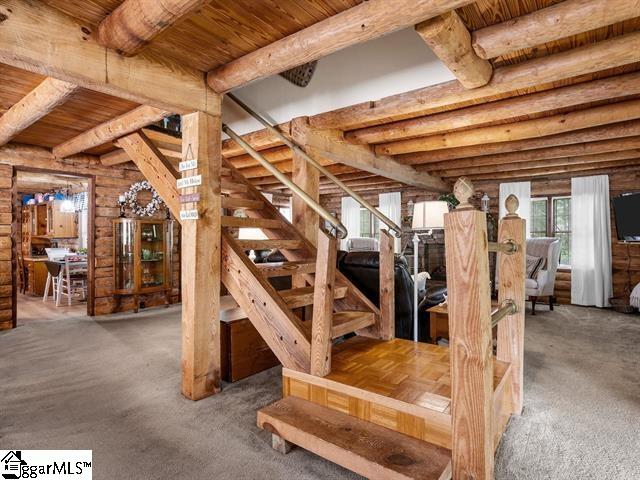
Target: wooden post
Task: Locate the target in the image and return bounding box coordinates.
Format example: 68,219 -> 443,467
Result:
180,110 -> 223,400
497,194 -> 526,415
378,229 -> 395,340
310,230 -> 337,377
444,177 -> 494,480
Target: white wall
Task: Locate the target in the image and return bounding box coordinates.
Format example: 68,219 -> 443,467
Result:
222,28 -> 453,136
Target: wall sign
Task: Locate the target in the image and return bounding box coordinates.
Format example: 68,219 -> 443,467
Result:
177,175 -> 202,189
180,193 -> 200,203
179,159 -> 198,172
180,209 -> 199,221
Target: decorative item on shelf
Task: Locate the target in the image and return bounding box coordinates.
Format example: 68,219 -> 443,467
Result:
122,181 -> 165,217
118,194 -> 126,218
481,192 -> 490,212
410,200 -> 449,342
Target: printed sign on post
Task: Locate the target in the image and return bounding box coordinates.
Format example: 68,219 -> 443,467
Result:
180,209 -> 199,221
177,175 -> 202,189
179,159 -> 198,172
180,193 -> 200,204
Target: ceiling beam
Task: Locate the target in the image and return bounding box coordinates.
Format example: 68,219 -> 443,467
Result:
97,0 -> 210,57
414,136 -> 640,171
100,148 -> 130,166
0,77 -> 79,146
396,119 -> 640,164
472,0 -> 640,60
0,0 -> 219,115
310,30 -> 640,130
415,11 -> 492,89
303,127 -> 449,192
376,98 -> 640,155
347,72 -> 640,144
206,0 -> 474,93
53,105 -> 171,158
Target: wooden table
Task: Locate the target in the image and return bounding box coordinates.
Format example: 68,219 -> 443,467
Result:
426,301 -> 500,344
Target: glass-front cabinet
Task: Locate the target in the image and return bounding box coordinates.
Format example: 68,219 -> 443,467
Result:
113,219 -> 171,309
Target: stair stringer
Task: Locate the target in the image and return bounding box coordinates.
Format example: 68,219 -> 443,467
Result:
222,231 -> 311,373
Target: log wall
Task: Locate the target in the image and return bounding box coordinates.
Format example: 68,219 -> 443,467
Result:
321,170 -> 640,306
0,144 -> 180,330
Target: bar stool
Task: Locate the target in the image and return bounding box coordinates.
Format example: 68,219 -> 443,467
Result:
43,261 -> 62,303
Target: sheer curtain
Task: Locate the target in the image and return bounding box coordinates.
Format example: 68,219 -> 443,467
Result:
378,192 -> 401,251
341,196 -> 361,250
571,175 -> 612,307
499,182 -> 531,236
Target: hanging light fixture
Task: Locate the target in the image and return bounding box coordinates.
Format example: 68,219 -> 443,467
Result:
481,192 -> 490,213
60,186 -> 74,213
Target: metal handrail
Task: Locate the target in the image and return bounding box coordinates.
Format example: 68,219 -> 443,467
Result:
227,94 -> 402,238
491,299 -> 518,328
222,124 -> 348,239
488,239 -> 519,255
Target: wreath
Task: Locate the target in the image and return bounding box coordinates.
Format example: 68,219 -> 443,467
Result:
124,181 -> 164,217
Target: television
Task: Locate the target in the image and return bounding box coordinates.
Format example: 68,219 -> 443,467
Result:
613,193 -> 640,242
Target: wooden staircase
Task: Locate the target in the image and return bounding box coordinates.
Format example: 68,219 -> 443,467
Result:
219,159 -> 380,375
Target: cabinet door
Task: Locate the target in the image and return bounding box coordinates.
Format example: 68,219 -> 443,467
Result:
138,221 -> 166,292
114,220 -> 136,293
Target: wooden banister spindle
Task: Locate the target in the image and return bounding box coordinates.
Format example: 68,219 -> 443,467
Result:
497,194 -> 526,414
378,229 -> 395,340
310,230 -> 338,376
444,177 -> 494,480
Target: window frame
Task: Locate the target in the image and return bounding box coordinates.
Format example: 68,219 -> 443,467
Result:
359,207 -> 380,240
530,194 -> 572,270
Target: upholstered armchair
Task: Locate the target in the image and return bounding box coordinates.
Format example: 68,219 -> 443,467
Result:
525,237 -> 561,314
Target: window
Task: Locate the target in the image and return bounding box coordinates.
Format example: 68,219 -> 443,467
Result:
530,196 -> 571,267
360,207 -> 380,240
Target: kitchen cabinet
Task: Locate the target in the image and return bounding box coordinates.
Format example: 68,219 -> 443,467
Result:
46,200 -> 78,238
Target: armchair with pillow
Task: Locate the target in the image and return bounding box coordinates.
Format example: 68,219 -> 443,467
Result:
525,237 -> 561,314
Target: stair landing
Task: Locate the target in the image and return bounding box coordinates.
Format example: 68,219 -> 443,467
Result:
283,336 -> 512,450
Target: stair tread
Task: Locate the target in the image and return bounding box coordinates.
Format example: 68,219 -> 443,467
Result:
280,285 -> 347,309
255,260 -> 316,277
222,216 -> 282,229
221,180 -> 248,193
332,311 -> 376,338
257,396 -> 452,480
235,239 -> 303,250
222,196 -> 264,210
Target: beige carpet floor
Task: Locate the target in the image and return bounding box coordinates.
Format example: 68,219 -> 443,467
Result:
0,304 -> 638,479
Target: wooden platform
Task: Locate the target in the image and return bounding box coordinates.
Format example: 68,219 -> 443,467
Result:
258,396 -> 452,480
283,336 -> 512,449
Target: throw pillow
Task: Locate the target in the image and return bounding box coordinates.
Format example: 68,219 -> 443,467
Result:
526,254 -> 544,279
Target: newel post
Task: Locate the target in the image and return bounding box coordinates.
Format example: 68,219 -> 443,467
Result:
497,194 -> 526,415
444,177 -> 494,480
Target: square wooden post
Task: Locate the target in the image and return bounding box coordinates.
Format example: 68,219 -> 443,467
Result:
497,195 -> 526,415
180,109 -> 222,400
444,178 -> 494,480
378,229 -> 395,340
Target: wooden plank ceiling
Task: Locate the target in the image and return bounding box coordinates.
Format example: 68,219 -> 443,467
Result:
1,0 -> 639,193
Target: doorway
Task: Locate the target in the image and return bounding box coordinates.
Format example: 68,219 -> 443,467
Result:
13,169 -> 95,325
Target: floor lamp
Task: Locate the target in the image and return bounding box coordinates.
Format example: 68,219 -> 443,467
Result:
411,201 -> 449,342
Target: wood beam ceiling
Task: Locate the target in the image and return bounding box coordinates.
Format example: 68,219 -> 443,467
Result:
471,0 -> 640,60
0,77 -> 78,146
0,0 -> 219,115
206,0 -> 474,93
415,11 -> 492,89
309,30 -> 640,130
53,106 -> 171,158
97,0 -> 210,57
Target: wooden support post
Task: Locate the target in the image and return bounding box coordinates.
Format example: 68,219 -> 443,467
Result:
497,195 -> 526,415
310,230 -> 337,377
378,229 -> 395,340
180,111 -> 222,400
444,177 -> 494,480
291,148 -> 320,246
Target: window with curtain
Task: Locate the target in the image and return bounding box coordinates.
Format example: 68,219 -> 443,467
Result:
530,196 -> 572,266
359,208 -> 380,240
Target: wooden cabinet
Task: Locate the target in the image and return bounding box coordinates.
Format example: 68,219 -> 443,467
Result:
113,218 -> 172,311
46,200 -> 78,238
21,204 -> 50,256
221,317 -> 279,382
24,259 -> 49,296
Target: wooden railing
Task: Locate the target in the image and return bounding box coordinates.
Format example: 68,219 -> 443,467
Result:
444,177 -> 525,480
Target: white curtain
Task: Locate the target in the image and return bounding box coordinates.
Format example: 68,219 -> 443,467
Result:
499,182 -> 531,237
571,175 -> 612,307
378,192 -> 401,251
341,196 -> 361,250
